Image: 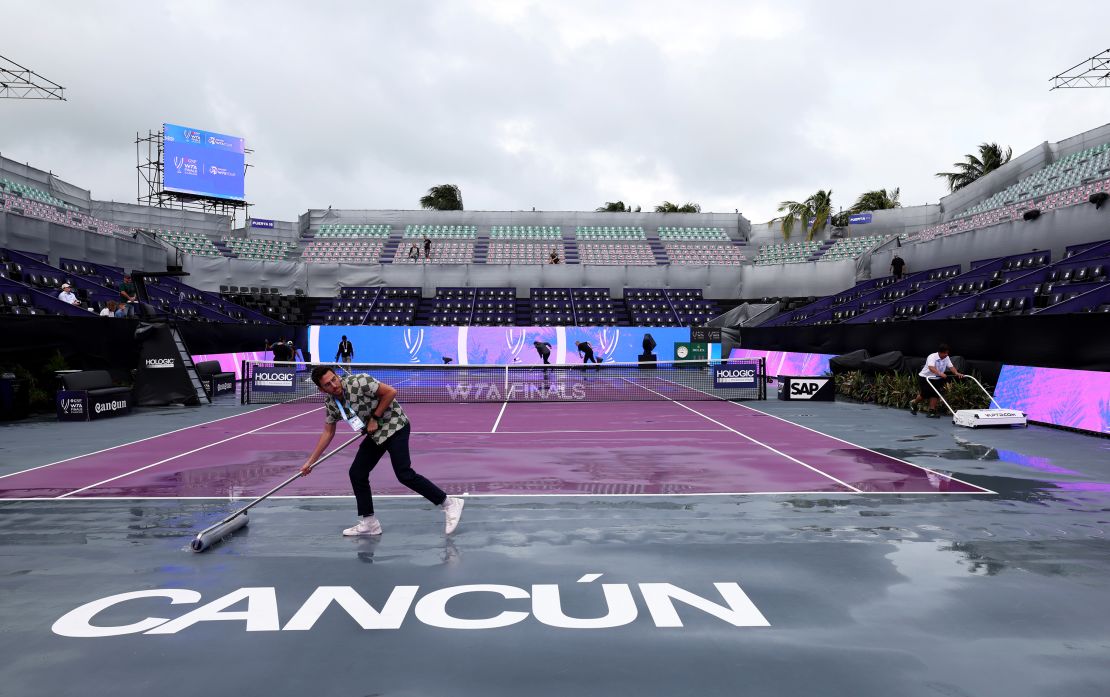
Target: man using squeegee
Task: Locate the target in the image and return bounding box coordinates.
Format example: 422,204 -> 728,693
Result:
299,365 -> 464,535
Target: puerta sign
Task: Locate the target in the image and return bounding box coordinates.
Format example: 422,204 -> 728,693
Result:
713,364 -> 758,389
251,368 -> 295,392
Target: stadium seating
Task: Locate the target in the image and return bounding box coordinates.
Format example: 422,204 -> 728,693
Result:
393,240 -> 474,263
486,241 -> 565,264
754,240 -> 822,265
223,237 -> 295,260
404,225 -> 477,239
663,242 -> 746,265
489,225 -> 561,239
623,288 -> 719,326
572,288 -> 622,325
150,229 -> 221,257
657,226 -> 729,241
471,288 -> 516,326
315,224 -> 390,238
958,143 -> 1110,219
819,235 -> 888,261
909,145 -> 1110,244
576,226 -> 645,240
366,287 -> 420,325
1,187 -> 134,238
0,178 -> 77,211
531,288 -> 574,326
769,242 -> 1110,326
429,288 -> 476,326
302,239 -> 384,263
577,242 -> 656,265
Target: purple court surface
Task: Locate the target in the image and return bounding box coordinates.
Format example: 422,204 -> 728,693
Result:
2,396 -> 1109,697
0,399 -> 989,499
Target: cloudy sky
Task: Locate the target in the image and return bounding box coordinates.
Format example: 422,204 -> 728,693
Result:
2,1 -> 1108,222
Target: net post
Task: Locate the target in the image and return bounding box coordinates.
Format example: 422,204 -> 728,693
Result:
241,359 -> 248,404
503,365 -> 509,396
760,357 -> 767,400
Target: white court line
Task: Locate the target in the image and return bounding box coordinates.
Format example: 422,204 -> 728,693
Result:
491,401 -> 508,433
245,428 -> 728,435
0,402 -> 290,482
620,378 -> 862,493
728,400 -> 997,495
0,489 -> 996,502
650,372 -> 996,496
54,407 -> 323,499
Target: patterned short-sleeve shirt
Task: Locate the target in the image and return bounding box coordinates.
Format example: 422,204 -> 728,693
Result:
324,374 -> 409,445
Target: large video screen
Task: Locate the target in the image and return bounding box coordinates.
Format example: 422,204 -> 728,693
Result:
728,348 -> 834,378
163,123 -> 245,201
994,365 -> 1110,435
308,326 -> 701,366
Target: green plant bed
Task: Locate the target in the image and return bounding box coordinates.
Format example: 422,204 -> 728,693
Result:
834,370 -> 993,412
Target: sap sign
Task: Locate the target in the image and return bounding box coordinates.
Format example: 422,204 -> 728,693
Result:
251,369 -> 295,393
778,376 -> 834,401
713,365 -> 758,389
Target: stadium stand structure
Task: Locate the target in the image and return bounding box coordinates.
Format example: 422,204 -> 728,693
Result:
149,229 -> 221,257
908,144 -> 1110,244
764,239 -> 1110,326
0,247 -> 280,324
222,236 -> 296,260
754,240 -> 824,265
1,181 -> 135,238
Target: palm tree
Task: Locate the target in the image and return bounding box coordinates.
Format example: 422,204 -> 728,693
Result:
419,184 -> 463,211
596,201 -> 631,212
774,190 -> 833,240
655,201 -> 701,213
850,188 -> 901,213
935,143 -> 1012,193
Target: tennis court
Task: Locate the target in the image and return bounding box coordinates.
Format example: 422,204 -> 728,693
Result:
0,363 -> 990,499
2,363 -> 1108,697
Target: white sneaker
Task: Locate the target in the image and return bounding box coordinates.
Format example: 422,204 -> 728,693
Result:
443,496 -> 464,535
342,516 -> 382,536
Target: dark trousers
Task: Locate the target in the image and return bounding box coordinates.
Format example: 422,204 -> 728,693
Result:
582,352 -> 600,370
349,424 -> 446,516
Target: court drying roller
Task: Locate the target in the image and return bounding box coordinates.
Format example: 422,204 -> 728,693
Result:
190,432 -> 363,552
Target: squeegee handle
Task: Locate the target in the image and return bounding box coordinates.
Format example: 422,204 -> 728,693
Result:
200,433 -> 363,533
964,375 -> 1003,410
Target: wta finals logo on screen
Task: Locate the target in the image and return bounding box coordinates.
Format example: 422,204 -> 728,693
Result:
599,327 -> 620,362
404,328 -> 425,363
505,328 -> 527,362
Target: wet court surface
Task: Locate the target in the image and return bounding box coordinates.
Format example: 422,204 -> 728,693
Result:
1,397 -> 1109,696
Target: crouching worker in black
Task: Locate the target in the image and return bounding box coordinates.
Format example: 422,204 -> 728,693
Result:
299,366 -> 464,535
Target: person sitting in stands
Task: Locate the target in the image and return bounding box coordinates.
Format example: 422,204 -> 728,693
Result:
113,302 -> 129,318
100,300 -> 118,317
58,283 -> 81,306
548,249 -> 561,264
408,244 -> 420,261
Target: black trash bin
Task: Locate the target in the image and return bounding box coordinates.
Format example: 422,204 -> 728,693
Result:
0,372 -> 31,421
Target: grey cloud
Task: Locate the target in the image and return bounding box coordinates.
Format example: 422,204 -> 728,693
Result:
1,1 -> 1108,221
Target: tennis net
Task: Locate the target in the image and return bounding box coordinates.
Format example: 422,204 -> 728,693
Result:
242,359 -> 766,404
